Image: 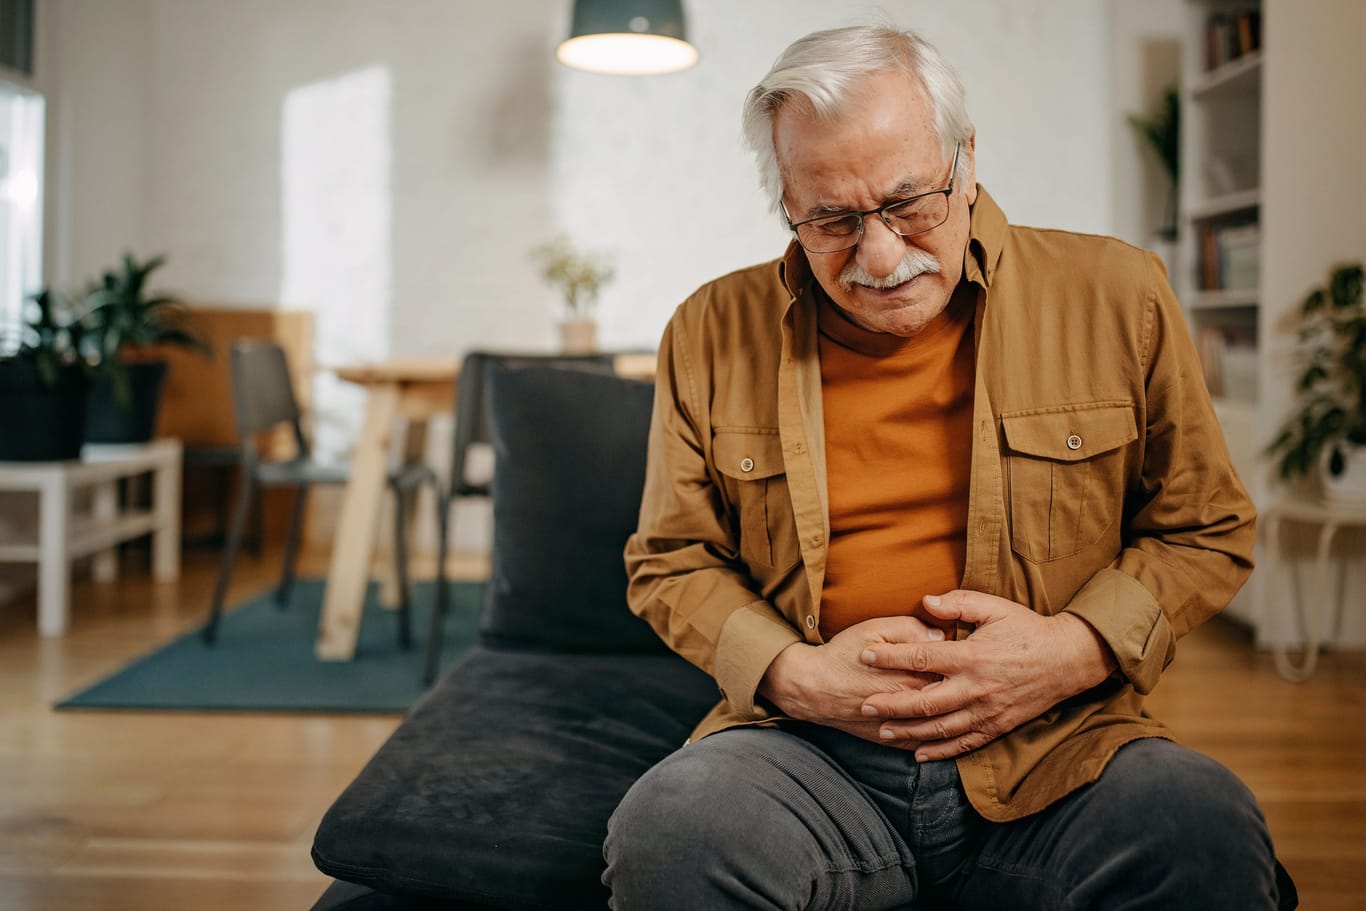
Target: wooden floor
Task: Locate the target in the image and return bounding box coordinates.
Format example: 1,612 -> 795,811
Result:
0,546 -> 1363,910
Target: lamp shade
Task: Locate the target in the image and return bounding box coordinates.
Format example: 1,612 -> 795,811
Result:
557,0 -> 698,75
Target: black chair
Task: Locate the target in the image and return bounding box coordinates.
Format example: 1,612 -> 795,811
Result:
203,339 -> 439,646
424,350 -> 614,682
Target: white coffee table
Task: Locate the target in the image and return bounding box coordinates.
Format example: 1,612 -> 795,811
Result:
0,439 -> 182,635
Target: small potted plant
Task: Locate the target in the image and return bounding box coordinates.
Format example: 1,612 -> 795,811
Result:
532,235 -> 615,354
81,253 -> 210,444
1268,262 -> 1366,504
1127,86 -> 1181,272
0,289 -> 93,460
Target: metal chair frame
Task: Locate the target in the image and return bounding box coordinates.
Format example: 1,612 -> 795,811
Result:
203,339 -> 437,647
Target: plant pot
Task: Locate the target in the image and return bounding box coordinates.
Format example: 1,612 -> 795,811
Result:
559,319 -> 598,354
0,358 -> 90,461
85,360 -> 170,444
1321,446 -> 1366,509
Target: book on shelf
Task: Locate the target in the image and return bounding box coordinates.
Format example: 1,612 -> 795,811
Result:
1205,8 -> 1261,71
1197,222 -> 1261,292
1194,327 -> 1258,402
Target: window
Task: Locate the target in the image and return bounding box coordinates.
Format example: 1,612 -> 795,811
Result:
0,81 -> 42,351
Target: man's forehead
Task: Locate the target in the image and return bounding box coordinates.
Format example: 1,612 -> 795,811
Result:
779,146 -> 946,215
773,74 -> 944,209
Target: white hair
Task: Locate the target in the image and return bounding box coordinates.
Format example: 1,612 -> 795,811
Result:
742,26 -> 974,216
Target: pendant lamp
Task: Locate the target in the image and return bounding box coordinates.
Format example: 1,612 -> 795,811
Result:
557,0 -> 698,75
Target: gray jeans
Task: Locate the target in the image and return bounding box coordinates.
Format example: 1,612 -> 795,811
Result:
603,725 -> 1294,910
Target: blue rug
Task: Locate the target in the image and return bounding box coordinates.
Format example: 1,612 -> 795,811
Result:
56,579 -> 484,714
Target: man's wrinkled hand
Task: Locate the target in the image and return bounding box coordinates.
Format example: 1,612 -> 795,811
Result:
758,615 -> 944,747
857,591 -> 1115,761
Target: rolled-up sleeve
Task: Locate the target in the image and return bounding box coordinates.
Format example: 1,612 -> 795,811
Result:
1064,252 -> 1256,693
624,316 -> 801,713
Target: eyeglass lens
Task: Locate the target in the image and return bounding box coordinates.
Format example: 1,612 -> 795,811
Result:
796,193 -> 950,254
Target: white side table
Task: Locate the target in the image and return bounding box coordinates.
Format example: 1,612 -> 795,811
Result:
0,439 -> 182,635
1262,497 -> 1366,682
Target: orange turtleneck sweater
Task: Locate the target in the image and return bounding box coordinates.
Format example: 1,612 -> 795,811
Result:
816,285 -> 976,640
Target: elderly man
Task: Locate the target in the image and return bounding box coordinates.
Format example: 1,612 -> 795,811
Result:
606,24 -> 1293,911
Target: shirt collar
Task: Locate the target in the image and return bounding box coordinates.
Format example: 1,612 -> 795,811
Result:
779,239 -> 811,302
964,184 -> 1006,290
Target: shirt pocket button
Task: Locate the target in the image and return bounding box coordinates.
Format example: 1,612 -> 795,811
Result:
1066,434 -> 1083,451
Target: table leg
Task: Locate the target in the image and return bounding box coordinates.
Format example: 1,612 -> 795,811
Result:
37,474 -> 71,637
379,420 -> 428,610
90,480 -> 119,582
1301,522 -> 1340,678
1273,517 -> 1339,682
152,448 -> 181,581
317,384 -> 399,660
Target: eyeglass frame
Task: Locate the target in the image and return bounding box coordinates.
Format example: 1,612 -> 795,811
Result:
782,142 -> 962,254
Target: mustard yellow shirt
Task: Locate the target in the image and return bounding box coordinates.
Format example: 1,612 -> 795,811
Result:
624,186 -> 1256,822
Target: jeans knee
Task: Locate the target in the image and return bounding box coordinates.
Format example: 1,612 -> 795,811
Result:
603,745 -> 769,903
604,757 -> 697,869
1087,739 -> 1279,905
603,730 -> 904,910
1105,740 -> 1267,847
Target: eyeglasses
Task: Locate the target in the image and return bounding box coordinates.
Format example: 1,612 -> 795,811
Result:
783,143 -> 961,254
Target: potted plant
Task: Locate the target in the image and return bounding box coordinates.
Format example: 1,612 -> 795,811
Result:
1268,262 -> 1366,504
0,289 -> 93,461
1128,86 -> 1181,276
80,253 -> 210,444
1127,86 -> 1180,242
532,236 -> 615,354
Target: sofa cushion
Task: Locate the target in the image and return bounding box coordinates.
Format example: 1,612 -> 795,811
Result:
480,364 -> 668,654
311,645 -> 717,908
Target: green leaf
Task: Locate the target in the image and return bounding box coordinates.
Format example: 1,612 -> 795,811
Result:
1329,447 -> 1346,476
1330,264 -> 1363,311
1302,289 -> 1326,316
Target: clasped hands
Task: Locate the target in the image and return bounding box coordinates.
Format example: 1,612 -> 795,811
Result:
758,591 -> 1115,761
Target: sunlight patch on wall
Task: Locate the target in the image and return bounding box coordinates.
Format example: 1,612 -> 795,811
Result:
280,66 -> 391,462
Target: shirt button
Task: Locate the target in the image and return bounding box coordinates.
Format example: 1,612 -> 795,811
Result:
793,442 -> 804,454
805,615 -> 816,629
1066,434 -> 1083,451
810,533 -> 823,546
740,457 -> 755,472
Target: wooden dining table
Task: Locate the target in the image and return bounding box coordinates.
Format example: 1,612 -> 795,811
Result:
315,351 -> 657,661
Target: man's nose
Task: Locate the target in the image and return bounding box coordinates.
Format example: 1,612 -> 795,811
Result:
855,215 -> 907,278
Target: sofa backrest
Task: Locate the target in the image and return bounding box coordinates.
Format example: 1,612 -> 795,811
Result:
479,362 -> 672,654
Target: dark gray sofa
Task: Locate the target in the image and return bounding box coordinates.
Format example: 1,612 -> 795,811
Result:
310,364 -> 718,909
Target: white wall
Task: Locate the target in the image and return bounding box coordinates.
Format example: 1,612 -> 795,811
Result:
36,0 -> 1122,456
39,0 -> 152,287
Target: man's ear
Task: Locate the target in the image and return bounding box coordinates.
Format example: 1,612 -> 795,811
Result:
963,131 -> 978,205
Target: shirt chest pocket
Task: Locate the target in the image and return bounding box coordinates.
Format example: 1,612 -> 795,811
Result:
1001,403 -> 1137,564
713,429 -> 790,569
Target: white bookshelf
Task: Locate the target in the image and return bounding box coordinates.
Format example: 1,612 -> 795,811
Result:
1180,0 -> 1265,628
1189,48 -> 1263,98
